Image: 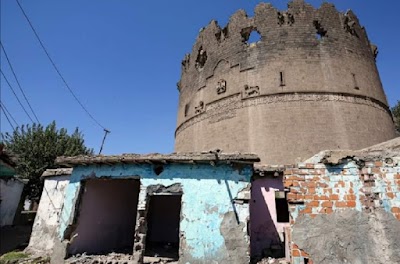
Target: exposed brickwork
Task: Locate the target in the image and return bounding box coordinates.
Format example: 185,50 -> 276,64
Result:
284,158 -> 400,263
174,0 -> 396,164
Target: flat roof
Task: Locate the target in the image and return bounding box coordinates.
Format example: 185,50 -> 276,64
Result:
56,152 -> 260,166
42,168 -> 73,178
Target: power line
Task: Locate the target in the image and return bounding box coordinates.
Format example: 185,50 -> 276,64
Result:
0,42 -> 40,123
0,104 -> 16,131
0,101 -> 18,128
1,70 -> 34,123
15,0 -> 108,131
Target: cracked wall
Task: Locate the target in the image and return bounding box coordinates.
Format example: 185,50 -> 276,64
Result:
26,175 -> 70,255
284,156 -> 400,264
56,163 -> 253,263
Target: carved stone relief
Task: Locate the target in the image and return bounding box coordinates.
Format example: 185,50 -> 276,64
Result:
277,12 -> 285,26
243,85 -> 260,98
176,92 -> 390,136
216,79 -> 227,94
277,12 -> 295,26
195,101 -> 205,114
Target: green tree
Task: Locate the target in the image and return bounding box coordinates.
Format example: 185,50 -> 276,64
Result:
2,121 -> 93,201
392,100 -> 400,133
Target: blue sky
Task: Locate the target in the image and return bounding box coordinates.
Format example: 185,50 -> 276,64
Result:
1,0 -> 399,154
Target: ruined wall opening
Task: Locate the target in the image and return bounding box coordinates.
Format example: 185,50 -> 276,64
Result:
241,27 -> 261,45
144,194 -> 181,261
67,179 -> 140,256
275,191 -> 289,223
313,20 -> 327,40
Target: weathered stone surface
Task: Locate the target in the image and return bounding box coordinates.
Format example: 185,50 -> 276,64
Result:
292,209 -> 400,264
175,1 -> 396,165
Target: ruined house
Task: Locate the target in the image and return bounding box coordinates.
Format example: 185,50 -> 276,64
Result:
26,1 -> 399,263
28,153 -> 259,264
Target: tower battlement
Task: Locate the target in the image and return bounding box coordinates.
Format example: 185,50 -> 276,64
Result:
175,1 -> 396,165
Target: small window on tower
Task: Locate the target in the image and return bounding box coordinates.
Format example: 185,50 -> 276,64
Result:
184,104 -> 190,117
279,71 -> 286,87
352,73 -> 359,90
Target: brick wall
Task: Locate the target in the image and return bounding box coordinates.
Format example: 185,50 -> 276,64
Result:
284,156 -> 400,263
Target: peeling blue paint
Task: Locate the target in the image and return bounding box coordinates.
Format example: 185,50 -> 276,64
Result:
58,163 -> 252,261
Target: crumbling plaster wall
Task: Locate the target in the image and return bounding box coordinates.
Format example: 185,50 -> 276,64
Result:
26,175 -> 70,255
57,163 -> 252,263
284,156 -> 400,264
0,178 -> 24,226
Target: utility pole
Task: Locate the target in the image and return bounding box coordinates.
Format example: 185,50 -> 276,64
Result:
99,128 -> 110,155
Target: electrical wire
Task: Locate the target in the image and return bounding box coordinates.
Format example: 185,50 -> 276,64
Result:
0,42 -> 40,123
0,104 -> 16,131
0,100 -> 18,128
15,0 -> 107,130
1,70 -> 34,123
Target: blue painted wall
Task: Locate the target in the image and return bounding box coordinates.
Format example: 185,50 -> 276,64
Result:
58,162 -> 253,262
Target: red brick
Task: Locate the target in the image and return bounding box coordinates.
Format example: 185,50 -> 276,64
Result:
345,194 -> 357,201
305,194 -> 314,200
301,250 -> 309,257
296,194 -> 305,200
321,201 -> 333,207
391,207 -> 400,213
374,161 -> 383,167
387,192 -> 395,199
307,201 -> 319,207
325,208 -> 333,214
347,201 -> 356,207
306,182 -> 316,188
306,163 -> 314,169
284,180 -> 293,188
395,214 -> 400,221
300,207 -> 312,214
330,194 -> 339,200
308,187 -> 316,194
335,201 -> 347,207
314,195 -> 329,200
317,182 -> 329,188
310,214 -> 318,218
292,250 -> 301,257
292,244 -> 299,249
287,193 -> 296,200
287,176 -> 305,181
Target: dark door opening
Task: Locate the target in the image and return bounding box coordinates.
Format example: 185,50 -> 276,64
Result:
144,195 -> 181,260
68,179 -> 140,255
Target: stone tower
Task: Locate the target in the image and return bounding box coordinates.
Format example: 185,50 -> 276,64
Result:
174,0 -> 396,165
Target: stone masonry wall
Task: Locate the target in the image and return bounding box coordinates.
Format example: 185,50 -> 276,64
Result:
175,0 -> 396,164
284,155 -> 400,264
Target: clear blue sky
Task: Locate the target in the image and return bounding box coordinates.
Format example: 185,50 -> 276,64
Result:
1,0 -> 399,154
